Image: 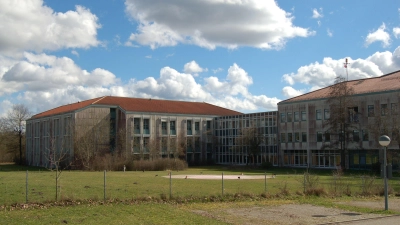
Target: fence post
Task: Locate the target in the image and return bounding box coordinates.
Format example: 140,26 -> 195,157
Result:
169,172 -> 172,199
303,172 -> 306,193
26,170 -> 28,203
264,172 -> 267,193
222,172 -> 224,196
104,170 -> 106,202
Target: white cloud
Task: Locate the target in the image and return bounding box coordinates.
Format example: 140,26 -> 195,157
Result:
312,8 -> 323,19
1,53 -> 118,95
327,29 -> 333,37
124,0 -> 314,50
393,27 -> 400,38
0,60 -> 280,115
183,60 -> 207,75
282,86 -> 304,98
365,23 -> 391,47
212,68 -> 224,74
71,50 -> 79,57
0,0 -> 101,57
282,47 -> 400,92
145,55 -> 152,59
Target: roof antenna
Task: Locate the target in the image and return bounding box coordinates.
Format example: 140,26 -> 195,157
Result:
344,58 -> 350,81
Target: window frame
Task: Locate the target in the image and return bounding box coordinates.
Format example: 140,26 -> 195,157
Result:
316,109 -> 322,120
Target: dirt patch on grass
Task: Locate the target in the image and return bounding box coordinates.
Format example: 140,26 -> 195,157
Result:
192,204 -> 387,225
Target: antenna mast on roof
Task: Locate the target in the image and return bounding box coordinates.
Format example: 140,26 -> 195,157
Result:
343,58 -> 350,81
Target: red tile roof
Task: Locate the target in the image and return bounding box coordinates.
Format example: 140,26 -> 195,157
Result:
279,70 -> 400,104
31,96 -> 242,119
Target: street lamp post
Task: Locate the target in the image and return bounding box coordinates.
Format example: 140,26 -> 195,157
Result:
379,135 -> 391,211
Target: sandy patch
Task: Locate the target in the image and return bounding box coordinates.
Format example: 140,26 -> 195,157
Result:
162,174 -> 273,180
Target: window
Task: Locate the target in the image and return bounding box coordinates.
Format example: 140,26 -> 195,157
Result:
368,105 -> 374,117
317,132 -> 323,142
348,107 -> 358,123
316,110 -> 322,120
143,137 -> 149,152
324,132 -> 330,142
287,113 -> 292,122
207,121 -> 211,130
295,132 -> 300,142
301,132 -> 307,142
287,133 -> 293,142
195,122 -> 200,135
170,121 -> 176,135
301,111 -> 307,121
362,129 -> 369,141
134,118 -> 140,134
161,122 -> 167,135
353,130 -> 359,142
294,112 -> 299,122
391,103 -> 398,115
280,133 -> 286,143
143,119 -> 150,134
187,120 -> 192,135
280,113 -> 286,123
324,109 -> 330,120
381,104 -> 388,116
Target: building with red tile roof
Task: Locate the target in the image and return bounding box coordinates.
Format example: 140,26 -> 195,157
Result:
278,70 -> 400,170
26,96 -> 243,168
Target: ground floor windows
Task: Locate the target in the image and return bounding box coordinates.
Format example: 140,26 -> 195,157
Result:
215,146 -> 278,165
311,150 -> 340,168
284,150 -> 307,167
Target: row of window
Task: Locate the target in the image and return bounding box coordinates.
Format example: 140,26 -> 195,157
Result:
280,132 -> 307,143
134,119 -> 210,136
368,103 -> 398,117
280,111 -> 307,123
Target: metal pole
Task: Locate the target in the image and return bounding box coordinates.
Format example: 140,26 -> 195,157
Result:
104,170 -> 106,202
384,146 -> 388,210
222,172 -> 224,196
169,172 -> 172,199
26,170 -> 28,203
264,172 -> 267,192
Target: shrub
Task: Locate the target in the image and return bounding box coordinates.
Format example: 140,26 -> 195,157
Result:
261,161 -> 273,169
131,158 -> 188,171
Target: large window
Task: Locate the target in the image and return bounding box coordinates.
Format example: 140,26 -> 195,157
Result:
134,118 -> 140,134
195,122 -> 200,135
317,132 -> 323,142
295,132 -> 300,142
143,119 -> 150,134
161,122 -> 167,135
187,120 -> 192,135
294,112 -> 299,122
287,112 -> 292,122
316,110 -> 322,120
324,109 -> 330,120
302,132 -> 307,142
280,113 -> 286,123
301,111 -> 307,121
170,121 -> 176,135
368,105 -> 374,117
288,133 -> 293,142
353,130 -> 359,142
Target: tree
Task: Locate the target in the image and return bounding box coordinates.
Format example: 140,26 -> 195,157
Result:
323,76 -> 356,170
237,125 -> 263,165
3,104 -> 31,164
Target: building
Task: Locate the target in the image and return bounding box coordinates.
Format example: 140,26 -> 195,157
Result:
278,70 -> 400,170
25,96 -> 241,168
214,112 -> 278,166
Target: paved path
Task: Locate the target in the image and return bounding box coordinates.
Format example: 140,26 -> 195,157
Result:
321,215 -> 400,224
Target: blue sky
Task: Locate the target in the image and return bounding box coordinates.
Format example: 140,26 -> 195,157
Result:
1,0 -> 400,116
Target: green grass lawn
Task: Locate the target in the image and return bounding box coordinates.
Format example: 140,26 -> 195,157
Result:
0,164 -> 399,206
1,164 -> 400,224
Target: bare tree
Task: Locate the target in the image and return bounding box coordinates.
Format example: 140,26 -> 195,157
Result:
323,76 -> 356,170
3,104 -> 31,164
237,125 -> 263,165
148,137 -> 161,160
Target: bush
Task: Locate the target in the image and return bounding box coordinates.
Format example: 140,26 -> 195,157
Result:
131,158 -> 188,171
261,161 -> 273,169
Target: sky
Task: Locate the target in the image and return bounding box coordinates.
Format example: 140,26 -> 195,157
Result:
1,0 -> 400,117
